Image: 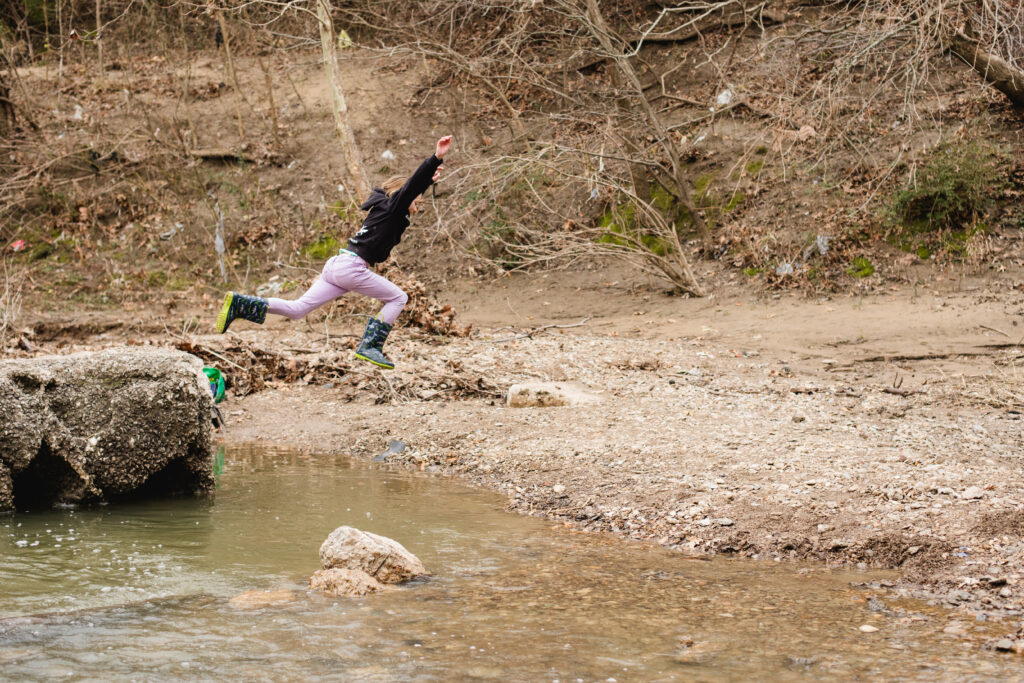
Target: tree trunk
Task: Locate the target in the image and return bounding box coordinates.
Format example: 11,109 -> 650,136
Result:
216,10 -> 246,142
95,0 -> 103,76
948,31 -> 1024,108
315,0 -> 370,201
258,56 -> 282,149
0,72 -> 15,138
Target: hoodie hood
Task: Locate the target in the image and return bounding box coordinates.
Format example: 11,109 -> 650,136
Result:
360,189 -> 389,211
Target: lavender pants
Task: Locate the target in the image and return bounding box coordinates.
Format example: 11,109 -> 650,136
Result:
267,253 -> 408,325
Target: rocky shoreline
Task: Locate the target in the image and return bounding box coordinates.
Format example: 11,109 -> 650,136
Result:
222,327 -> 1024,633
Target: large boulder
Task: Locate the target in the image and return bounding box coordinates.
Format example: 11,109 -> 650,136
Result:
0,348 -> 215,511
315,526 -> 428,593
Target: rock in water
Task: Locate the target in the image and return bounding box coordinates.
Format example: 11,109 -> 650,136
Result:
0,349 -> 215,511
317,526 -> 428,585
309,568 -> 385,597
228,589 -> 297,609
506,381 -> 601,408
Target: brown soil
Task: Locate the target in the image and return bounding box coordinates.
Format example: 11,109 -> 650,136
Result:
15,269 -> 1024,623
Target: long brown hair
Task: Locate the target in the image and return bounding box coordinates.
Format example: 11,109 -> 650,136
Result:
380,176 -> 405,196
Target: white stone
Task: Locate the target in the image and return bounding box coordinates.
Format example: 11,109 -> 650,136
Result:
507,382 -> 602,408
963,486 -> 984,500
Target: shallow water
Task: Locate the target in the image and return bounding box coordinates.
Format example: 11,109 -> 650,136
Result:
1,446 -> 1022,681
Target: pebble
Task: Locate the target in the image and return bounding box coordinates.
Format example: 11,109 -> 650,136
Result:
995,638 -> 1014,651
859,625 -> 879,633
963,486 -> 984,500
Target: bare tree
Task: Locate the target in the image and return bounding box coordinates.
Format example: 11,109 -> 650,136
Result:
336,0 -> 731,293
315,0 -> 370,200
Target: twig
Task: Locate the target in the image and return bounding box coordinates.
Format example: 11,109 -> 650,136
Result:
487,316 -> 592,343
185,342 -> 247,372
882,387 -> 924,397
980,325 -> 1011,338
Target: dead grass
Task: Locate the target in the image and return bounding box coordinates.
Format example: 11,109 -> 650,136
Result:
933,364 -> 1024,412
0,260 -> 23,351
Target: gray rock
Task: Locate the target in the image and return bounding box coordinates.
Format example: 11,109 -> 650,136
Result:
995,638 -> 1014,651
0,349 -> 214,511
507,382 -> 601,408
318,526 -> 428,584
373,440 -> 406,462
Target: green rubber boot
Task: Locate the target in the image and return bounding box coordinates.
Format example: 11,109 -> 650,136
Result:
216,292 -> 268,334
354,317 -> 395,370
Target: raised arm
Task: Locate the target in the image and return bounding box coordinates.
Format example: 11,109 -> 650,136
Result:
388,136 -> 452,214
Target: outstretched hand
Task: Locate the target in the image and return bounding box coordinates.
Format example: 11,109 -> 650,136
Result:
435,135 -> 453,160
432,165 -> 444,183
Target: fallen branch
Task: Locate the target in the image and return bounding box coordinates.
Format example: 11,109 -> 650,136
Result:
487,317 -> 592,343
883,387 -> 925,397
568,5 -> 787,72
188,147 -> 284,165
849,350 -> 997,364
947,30 -> 1024,108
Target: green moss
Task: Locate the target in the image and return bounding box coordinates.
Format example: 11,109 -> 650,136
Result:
694,173 -> 715,199
650,184 -> 676,212
167,276 -> 192,291
745,160 -> 764,175
329,200 -> 359,221
596,201 -> 670,255
598,202 -> 636,231
742,266 -> 763,277
725,192 -> 745,212
304,234 -> 341,260
846,257 -> 875,278
31,242 -> 52,260
147,271 -> 168,288
755,145 -> 768,155
56,272 -> 84,287
916,245 -> 931,260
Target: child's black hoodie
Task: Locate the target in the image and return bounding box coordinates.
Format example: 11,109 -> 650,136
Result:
346,154 -> 442,265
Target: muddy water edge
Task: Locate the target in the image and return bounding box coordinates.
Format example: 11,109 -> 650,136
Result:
1,446 -> 1022,681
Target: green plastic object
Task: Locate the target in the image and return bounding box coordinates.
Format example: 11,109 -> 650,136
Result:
203,367 -> 226,403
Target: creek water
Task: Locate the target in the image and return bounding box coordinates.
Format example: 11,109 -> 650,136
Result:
1,446 -> 1021,681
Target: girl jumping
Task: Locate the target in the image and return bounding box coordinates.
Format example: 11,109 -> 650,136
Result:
215,135 -> 452,370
